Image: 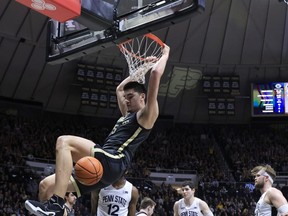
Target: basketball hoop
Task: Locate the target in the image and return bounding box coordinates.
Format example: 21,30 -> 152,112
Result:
118,33 -> 164,84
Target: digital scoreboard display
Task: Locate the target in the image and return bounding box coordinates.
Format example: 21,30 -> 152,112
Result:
252,82 -> 288,116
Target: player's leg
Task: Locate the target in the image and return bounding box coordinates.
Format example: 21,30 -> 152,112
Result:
39,174 -> 78,201
38,174 -> 56,201
53,135 -> 95,198
26,174 -> 78,216
25,135 -> 96,216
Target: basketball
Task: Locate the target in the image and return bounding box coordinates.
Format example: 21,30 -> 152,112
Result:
74,156 -> 103,186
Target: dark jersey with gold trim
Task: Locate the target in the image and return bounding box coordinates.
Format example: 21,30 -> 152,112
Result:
103,112 -> 151,161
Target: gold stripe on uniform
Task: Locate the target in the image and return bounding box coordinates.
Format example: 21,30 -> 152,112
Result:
91,127 -> 142,158
117,127 -> 142,153
70,175 -> 81,197
92,148 -> 125,159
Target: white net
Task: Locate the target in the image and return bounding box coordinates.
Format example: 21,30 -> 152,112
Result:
119,33 -> 164,84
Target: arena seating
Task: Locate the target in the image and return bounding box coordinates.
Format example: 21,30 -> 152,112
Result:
1,113 -> 287,215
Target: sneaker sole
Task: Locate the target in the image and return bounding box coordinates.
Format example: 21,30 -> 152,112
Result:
25,200 -> 56,216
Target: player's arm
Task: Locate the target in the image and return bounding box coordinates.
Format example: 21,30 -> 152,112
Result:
199,199 -> 214,216
91,189 -> 100,216
138,44 -> 170,129
116,76 -> 133,116
268,188 -> 288,215
128,186 -> 139,216
173,201 -> 179,216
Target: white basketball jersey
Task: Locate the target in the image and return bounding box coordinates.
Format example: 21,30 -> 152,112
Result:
97,180 -> 133,216
177,197 -> 204,216
255,191 -> 272,216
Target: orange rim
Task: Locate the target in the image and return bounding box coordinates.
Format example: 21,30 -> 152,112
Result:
144,33 -> 164,47
118,33 -> 164,60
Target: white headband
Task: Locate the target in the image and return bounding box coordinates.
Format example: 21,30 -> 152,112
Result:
259,170 -> 274,184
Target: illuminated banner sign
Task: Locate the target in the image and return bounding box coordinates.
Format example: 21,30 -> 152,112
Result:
252,82 -> 288,116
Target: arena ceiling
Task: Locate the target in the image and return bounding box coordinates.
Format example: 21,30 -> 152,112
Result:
1,0 -> 288,123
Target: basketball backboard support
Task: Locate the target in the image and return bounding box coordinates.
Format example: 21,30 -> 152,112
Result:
47,0 -> 205,64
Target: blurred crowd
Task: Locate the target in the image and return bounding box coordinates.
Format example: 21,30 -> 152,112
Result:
1,112 -> 288,215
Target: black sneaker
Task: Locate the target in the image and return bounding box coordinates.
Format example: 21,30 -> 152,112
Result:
25,199 -> 64,216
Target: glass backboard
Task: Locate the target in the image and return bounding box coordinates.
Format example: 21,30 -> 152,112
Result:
46,0 -> 205,64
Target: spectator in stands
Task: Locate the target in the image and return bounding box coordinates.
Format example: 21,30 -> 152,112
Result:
3,113 -> 288,215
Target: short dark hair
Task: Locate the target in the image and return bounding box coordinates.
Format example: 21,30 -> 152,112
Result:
123,82 -> 146,94
181,180 -> 196,189
65,192 -> 77,197
140,197 -> 156,209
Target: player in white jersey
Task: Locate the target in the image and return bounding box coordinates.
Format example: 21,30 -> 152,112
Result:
173,181 -> 213,216
91,175 -> 139,216
251,165 -> 288,216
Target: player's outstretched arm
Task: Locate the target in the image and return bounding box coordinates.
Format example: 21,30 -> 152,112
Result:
116,76 -> 133,116
139,44 -> 170,128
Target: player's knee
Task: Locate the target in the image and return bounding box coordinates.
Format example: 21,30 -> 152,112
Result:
56,135 -> 71,150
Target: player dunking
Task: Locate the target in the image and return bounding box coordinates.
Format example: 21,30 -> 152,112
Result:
251,165 -> 288,216
91,175 -> 139,216
25,43 -> 170,216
